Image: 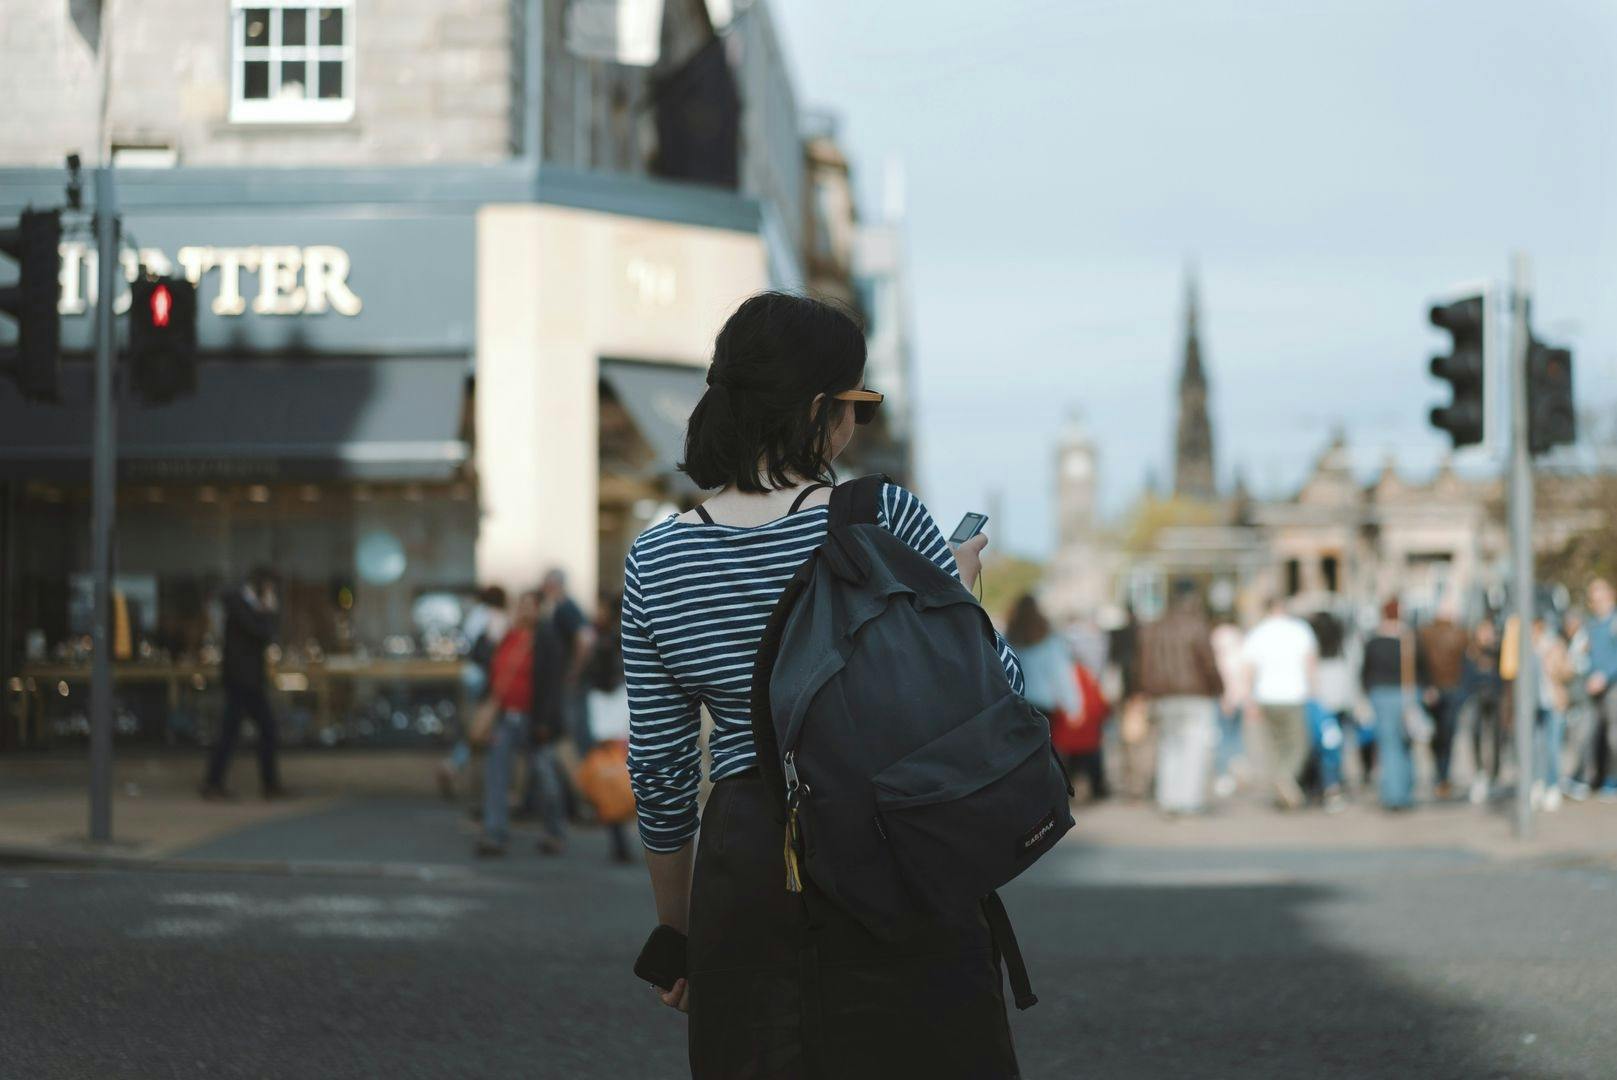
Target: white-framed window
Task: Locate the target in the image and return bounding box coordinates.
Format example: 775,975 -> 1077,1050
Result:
230,1 -> 355,124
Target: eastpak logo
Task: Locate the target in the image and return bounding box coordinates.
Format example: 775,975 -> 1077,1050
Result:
1018,810 -> 1059,854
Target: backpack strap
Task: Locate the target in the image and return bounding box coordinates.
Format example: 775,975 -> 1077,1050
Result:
828,474 -> 888,530
693,504 -> 715,524
982,891 -> 1038,1010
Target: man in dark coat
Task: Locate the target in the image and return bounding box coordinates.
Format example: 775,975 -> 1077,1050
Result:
201,567 -> 287,799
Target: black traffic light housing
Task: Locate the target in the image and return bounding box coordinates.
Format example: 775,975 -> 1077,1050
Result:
0,207 -> 63,401
1527,336 -> 1574,455
129,275 -> 199,405
1428,295 -> 1486,448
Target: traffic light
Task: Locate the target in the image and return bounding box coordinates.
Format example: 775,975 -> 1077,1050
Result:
0,207 -> 63,400
1427,295 -> 1486,448
1527,336 -> 1574,455
129,275 -> 198,404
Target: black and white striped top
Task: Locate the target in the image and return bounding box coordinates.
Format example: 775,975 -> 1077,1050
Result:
623,483 -> 1025,853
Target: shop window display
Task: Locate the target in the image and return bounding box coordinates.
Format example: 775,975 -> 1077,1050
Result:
2,480 -> 478,752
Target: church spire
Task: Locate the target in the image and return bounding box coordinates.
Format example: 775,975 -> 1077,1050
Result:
1173,263 -> 1216,500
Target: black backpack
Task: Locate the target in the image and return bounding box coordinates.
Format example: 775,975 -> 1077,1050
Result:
751,476 -> 1074,1009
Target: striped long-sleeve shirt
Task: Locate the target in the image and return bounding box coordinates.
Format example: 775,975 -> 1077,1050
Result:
623,483 -> 1024,853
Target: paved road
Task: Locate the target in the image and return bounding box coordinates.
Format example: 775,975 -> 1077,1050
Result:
3,798 -> 1615,1079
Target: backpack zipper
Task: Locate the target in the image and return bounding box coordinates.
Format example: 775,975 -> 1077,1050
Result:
783,750 -> 805,893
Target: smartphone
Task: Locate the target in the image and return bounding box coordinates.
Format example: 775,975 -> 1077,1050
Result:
949,512 -> 989,545
634,924 -> 688,992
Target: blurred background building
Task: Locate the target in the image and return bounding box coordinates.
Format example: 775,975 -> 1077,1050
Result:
0,0 -> 915,753
1043,268 -> 1609,629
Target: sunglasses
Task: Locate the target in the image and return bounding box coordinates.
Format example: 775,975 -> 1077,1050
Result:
833,387 -> 884,426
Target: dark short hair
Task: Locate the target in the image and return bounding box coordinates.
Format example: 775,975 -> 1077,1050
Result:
679,292 -> 867,493
1310,611 -> 1344,658
247,566 -> 278,591
1005,593 -> 1051,648
479,585 -> 508,609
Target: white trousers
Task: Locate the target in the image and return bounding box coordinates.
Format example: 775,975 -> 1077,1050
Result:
1153,695 -> 1219,813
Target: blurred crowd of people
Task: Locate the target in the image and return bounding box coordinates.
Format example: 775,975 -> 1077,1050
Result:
1007,577 -> 1617,818
438,571 -> 637,861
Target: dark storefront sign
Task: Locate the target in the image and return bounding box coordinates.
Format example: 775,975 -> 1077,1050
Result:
43,208 -> 475,356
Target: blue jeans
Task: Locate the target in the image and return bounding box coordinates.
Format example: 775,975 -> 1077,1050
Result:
1215,703 -> 1244,776
482,710 -> 529,844
1307,702 -> 1345,792
1536,709 -> 1565,789
525,742 -> 568,841
1369,687 -> 1414,809
1427,688 -> 1464,785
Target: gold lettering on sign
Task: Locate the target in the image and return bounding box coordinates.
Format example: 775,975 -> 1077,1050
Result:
212,247 -> 262,316
58,242 -> 87,314
176,246 -> 216,285
253,246 -> 306,315
302,245 -> 363,315
54,243 -> 364,318
625,256 -> 677,307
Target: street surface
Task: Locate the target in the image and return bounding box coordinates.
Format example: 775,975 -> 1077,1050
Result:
3,791 -> 1616,1079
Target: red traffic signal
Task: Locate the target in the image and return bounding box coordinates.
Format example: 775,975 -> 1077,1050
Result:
150,283 -> 173,329
129,276 -> 198,404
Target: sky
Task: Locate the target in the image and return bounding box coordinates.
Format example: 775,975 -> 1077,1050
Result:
771,0 -> 1617,557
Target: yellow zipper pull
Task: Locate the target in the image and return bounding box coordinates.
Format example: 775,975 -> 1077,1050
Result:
784,807 -> 803,893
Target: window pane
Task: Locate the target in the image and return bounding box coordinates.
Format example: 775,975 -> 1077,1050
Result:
243,60 -> 270,99
318,60 -> 345,100
243,8 -> 270,47
282,7 -> 308,46
279,61 -> 308,99
318,8 -> 344,46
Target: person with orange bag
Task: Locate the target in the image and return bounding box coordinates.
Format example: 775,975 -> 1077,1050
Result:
578,594 -> 635,863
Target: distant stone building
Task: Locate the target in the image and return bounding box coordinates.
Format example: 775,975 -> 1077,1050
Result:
1044,274 -> 1606,627
1173,269 -> 1216,501
1046,413 -> 1117,622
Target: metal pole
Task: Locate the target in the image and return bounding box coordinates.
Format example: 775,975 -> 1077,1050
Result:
1507,252 -> 1535,841
88,166 -> 119,843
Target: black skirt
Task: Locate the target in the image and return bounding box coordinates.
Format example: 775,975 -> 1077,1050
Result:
687,770 -> 1020,1079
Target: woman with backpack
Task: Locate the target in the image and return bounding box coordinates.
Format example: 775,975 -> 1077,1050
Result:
623,292 -> 1029,1078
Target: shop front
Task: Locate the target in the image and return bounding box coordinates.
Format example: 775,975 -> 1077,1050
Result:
0,176 -> 481,751
1,166 -> 776,753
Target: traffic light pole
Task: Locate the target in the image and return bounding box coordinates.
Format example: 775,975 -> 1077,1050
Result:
88,167 -> 119,844
1507,252 -> 1535,841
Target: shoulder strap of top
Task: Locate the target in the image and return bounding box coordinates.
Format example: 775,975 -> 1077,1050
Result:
693,504 -> 715,525
788,483 -> 830,514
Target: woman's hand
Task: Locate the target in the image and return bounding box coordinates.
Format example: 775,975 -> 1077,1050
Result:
955,533 -> 988,593
658,978 -> 689,1013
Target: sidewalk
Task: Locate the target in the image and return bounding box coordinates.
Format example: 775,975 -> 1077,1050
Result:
0,748 -> 445,862
1069,793 -> 1617,864
4,748 -> 1617,869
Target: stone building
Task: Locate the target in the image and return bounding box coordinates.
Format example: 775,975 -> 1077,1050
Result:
0,0 -> 914,751
1043,273 -> 1606,627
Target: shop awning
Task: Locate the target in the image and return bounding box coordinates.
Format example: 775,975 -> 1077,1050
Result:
599,358 -> 707,484
0,357 -> 470,481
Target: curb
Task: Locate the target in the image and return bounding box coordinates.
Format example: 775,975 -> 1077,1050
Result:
0,844 -> 475,881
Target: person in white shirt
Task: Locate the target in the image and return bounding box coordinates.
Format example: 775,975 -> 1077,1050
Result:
1240,597 -> 1319,810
